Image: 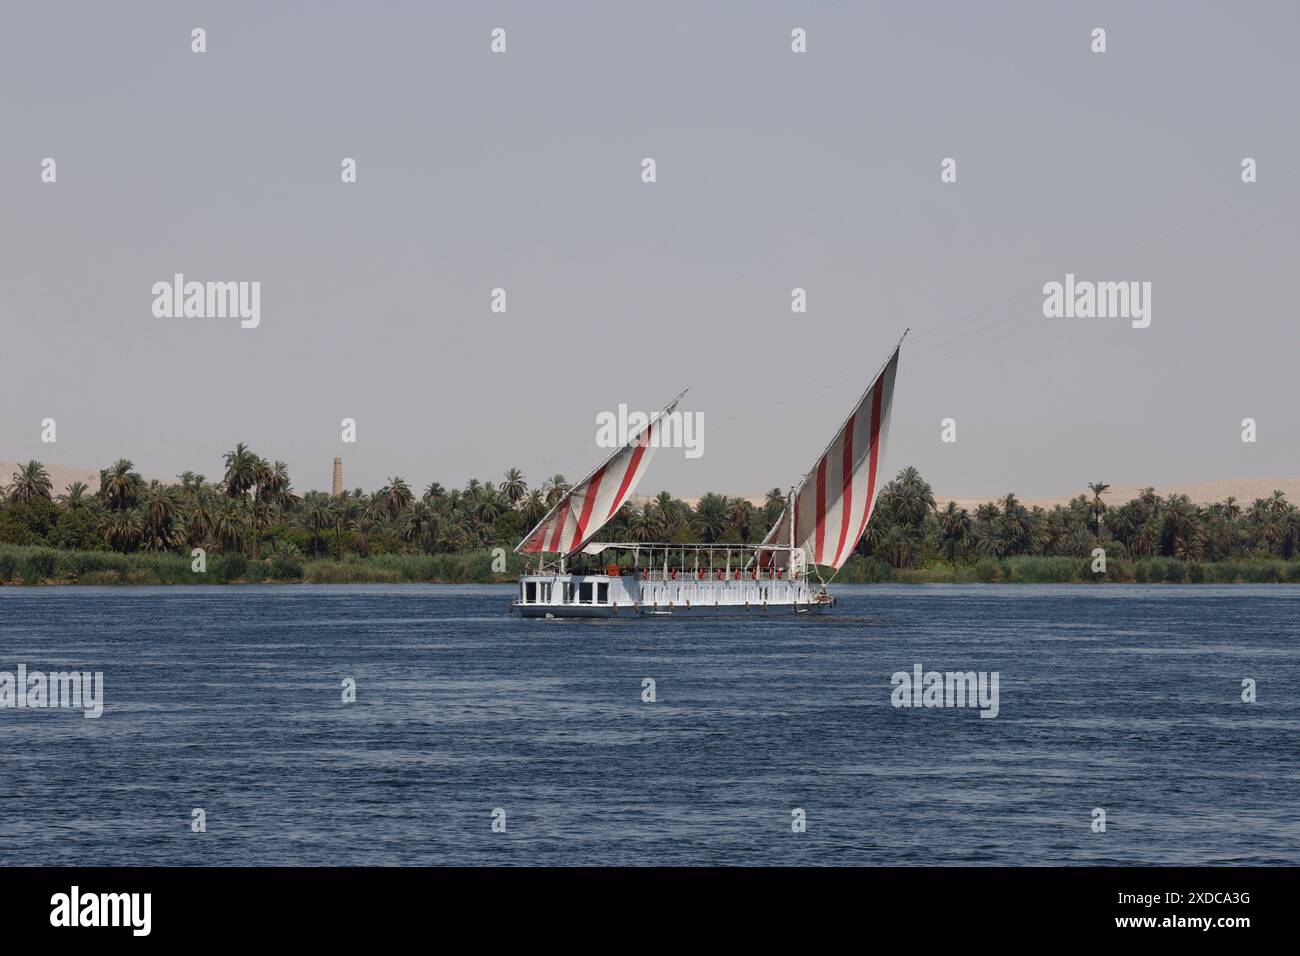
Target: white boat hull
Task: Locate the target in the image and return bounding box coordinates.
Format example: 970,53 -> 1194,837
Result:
513,573 -> 834,619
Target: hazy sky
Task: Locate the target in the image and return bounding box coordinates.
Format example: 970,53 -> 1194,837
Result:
2,1 -> 1296,499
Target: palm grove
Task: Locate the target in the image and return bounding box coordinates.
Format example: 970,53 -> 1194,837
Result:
2,452 -> 1299,583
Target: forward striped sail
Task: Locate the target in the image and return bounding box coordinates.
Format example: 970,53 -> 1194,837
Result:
762,340 -> 901,570
517,390 -> 686,556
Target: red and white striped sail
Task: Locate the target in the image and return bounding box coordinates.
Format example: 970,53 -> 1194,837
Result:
762,343 -> 900,570
517,391 -> 686,556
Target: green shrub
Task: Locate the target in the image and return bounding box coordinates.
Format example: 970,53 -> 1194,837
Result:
216,554 -> 247,582
1006,556 -> 1079,583
20,550 -> 57,584
1,541 -> 1295,587
269,547 -> 305,581
79,569 -> 125,585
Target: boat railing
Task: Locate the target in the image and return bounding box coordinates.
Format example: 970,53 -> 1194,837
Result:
525,542 -> 806,580
629,567 -> 802,583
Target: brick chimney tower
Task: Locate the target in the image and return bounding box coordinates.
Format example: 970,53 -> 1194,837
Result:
332,457 -> 343,496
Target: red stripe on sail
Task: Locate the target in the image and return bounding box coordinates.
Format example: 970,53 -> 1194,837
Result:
569,464 -> 606,551
813,455 -> 827,565
521,521 -> 549,553
606,424 -> 651,520
547,498 -> 571,553
851,384 -> 884,558
831,413 -> 856,568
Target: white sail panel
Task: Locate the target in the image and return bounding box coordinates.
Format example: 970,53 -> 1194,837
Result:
518,392 -> 684,555
762,344 -> 899,570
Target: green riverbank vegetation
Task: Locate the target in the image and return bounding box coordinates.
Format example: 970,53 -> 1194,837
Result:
2,454 -> 1297,585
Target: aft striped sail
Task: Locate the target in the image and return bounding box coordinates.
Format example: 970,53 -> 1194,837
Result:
517,390 -> 687,556
762,339 -> 901,570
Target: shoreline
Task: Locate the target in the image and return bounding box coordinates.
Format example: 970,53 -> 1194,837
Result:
3,546 -> 1297,587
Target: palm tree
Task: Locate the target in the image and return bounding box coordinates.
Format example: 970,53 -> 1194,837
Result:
1137,487 -> 1161,522
626,503 -> 662,542
1280,505 -> 1300,560
332,495 -> 360,559
301,491 -> 332,556
1041,507 -> 1071,556
425,498 -> 450,554
654,491 -> 680,525
101,507 -> 144,552
502,468 -> 528,504
1087,481 -> 1110,535
1132,522 -> 1159,559
58,481 -> 90,509
384,477 -> 413,519
1246,498 -> 1273,552
883,523 -> 920,568
248,497 -> 274,559
359,491 -> 386,525
520,489 -> 546,527
184,486 -> 214,546
729,497 -> 754,543
423,482 -> 446,503
971,501 -> 1004,556
222,443 -> 262,501
937,501 -> 971,561
99,459 -> 143,511
1268,490 -> 1290,519
9,460 -> 53,502
761,487 -> 786,527
892,467 -> 936,525
1161,494 -> 1205,560
475,485 -> 507,529
139,484 -> 183,551
221,445 -> 271,555
998,492 -> 1034,556
542,475 -> 570,507
210,499 -> 244,553
603,501 -> 634,540
692,493 -> 730,543
402,501 -> 434,552
262,461 -> 293,512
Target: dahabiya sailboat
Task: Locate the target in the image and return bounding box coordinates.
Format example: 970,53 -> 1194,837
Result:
513,333 -> 904,617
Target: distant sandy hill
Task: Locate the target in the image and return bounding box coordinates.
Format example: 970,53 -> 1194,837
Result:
644,478 -> 1300,512
0,461 -> 104,497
